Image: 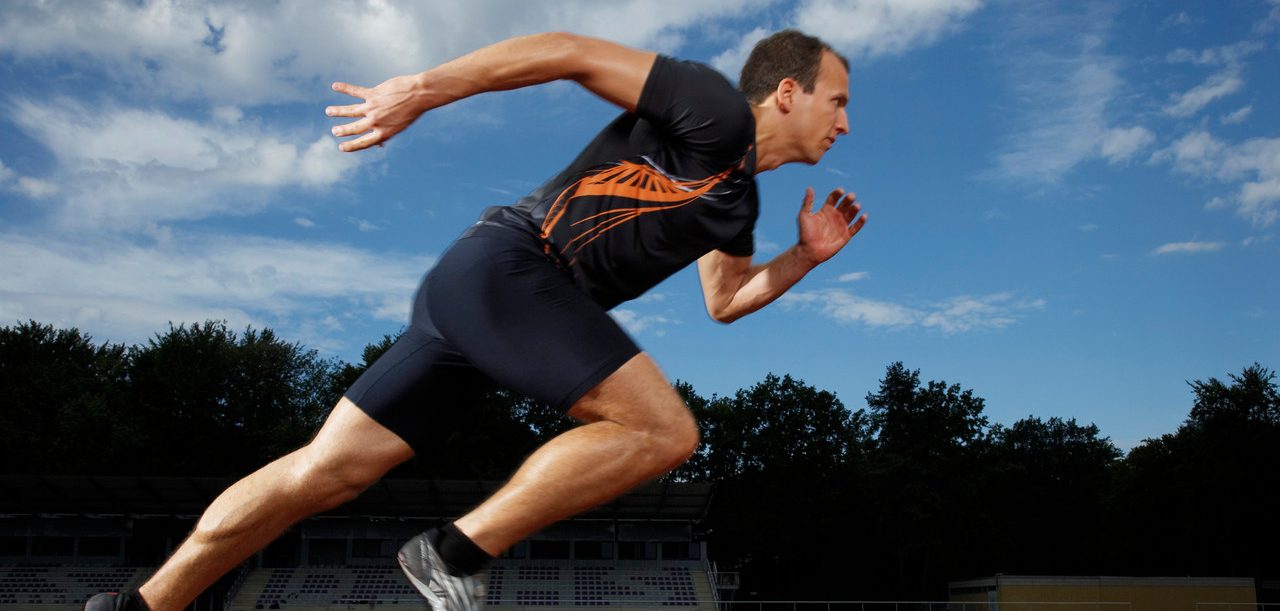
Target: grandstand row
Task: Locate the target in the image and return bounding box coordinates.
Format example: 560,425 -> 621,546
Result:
0,476 -> 730,611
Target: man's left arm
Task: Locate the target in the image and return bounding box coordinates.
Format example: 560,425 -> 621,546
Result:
697,187 -> 866,324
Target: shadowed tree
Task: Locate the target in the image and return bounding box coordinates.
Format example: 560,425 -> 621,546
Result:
124,321 -> 336,475
687,373 -> 867,599
864,362 -> 992,600
0,321 -> 129,474
1112,363 -> 1280,578
986,416 -> 1120,574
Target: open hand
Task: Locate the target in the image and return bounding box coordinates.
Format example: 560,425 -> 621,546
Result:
795,187 -> 868,266
325,74 -> 430,152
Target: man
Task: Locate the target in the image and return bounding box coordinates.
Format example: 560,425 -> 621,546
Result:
87,29 -> 865,611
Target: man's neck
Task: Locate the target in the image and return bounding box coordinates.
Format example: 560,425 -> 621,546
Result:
750,104 -> 787,174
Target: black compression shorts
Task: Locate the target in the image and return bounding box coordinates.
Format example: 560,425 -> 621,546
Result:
342,223 -> 641,452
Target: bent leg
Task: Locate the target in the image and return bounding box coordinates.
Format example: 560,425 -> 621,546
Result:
138,399 -> 414,611
453,352 -> 698,555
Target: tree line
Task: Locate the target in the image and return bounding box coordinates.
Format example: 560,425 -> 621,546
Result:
1,320 -> 1276,599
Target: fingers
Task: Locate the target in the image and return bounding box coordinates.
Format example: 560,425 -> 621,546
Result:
339,131 -> 385,153
331,81 -> 373,99
327,82 -> 380,151
849,212 -> 868,237
325,103 -> 364,118
331,118 -> 372,138
800,187 -> 815,214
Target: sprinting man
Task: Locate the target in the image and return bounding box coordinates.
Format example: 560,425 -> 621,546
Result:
87,29 -> 865,611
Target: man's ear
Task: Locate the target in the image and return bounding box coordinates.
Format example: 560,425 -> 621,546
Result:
774,77 -> 798,113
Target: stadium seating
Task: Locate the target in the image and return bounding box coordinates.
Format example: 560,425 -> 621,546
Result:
0,566 -> 144,610
227,560 -> 715,611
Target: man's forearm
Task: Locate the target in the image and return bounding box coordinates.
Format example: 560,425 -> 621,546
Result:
710,246 -> 817,323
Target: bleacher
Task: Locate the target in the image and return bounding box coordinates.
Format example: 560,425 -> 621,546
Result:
228,560 -> 714,611
0,566 -> 143,611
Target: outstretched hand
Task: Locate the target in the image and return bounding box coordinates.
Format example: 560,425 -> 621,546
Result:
796,187 -> 868,266
325,74 -> 431,152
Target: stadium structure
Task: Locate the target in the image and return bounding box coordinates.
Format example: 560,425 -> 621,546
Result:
0,476 -> 735,611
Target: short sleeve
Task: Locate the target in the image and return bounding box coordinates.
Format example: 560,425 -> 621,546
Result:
719,221 -> 755,257
635,56 -> 755,169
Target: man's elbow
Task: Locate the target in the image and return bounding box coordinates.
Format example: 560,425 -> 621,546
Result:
706,305 -> 741,325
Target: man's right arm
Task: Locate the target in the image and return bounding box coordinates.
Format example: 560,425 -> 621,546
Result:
326,32 -> 657,152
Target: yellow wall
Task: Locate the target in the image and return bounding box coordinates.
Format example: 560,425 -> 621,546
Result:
949,576 -> 1256,611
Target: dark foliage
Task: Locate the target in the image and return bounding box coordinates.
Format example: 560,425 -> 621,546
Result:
1,321 -> 1274,598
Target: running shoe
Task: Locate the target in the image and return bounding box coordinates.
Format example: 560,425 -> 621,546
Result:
84,591 -> 147,611
397,532 -> 487,611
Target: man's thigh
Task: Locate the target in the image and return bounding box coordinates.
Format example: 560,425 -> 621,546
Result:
424,226 -> 642,413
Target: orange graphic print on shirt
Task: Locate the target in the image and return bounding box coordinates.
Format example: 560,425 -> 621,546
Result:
540,159 -> 735,263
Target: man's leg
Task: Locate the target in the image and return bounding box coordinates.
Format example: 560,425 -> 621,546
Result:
452,352 -> 698,555
135,399 -> 414,611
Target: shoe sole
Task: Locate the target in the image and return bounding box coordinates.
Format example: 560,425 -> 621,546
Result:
397,550 -> 447,611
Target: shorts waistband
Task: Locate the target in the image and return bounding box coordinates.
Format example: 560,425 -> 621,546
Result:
461,221 -> 574,273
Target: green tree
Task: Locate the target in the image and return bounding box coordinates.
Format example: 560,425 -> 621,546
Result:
124,321 -> 336,475
987,416 -> 1120,574
1112,363 -> 1280,578
0,321 -> 129,473
693,374 -> 868,599
864,362 -> 992,599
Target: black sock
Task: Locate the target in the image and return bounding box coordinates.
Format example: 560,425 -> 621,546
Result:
432,523 -> 493,576
116,590 -> 150,611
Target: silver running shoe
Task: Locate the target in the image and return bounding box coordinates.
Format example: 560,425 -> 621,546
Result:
397,532 -> 487,611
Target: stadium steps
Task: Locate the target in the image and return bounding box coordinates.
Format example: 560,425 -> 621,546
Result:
225,560 -> 713,611
0,566 -> 144,611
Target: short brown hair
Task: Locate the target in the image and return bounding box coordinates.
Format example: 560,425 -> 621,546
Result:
739,30 -> 849,104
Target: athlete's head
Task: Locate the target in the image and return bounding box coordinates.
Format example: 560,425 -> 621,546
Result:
740,30 -> 850,166
739,30 -> 848,104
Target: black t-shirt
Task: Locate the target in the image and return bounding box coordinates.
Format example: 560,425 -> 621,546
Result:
481,55 -> 759,310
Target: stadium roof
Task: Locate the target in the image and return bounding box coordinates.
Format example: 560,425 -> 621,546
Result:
0,476 -> 712,522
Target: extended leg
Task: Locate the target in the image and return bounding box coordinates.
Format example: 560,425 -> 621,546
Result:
136,399 -> 414,611
453,352 -> 698,555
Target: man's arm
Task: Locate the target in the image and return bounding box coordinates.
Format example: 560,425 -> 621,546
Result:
326,32 -> 657,152
698,188 -> 867,323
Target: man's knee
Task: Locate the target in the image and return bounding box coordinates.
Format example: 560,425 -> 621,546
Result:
570,354 -> 700,468
293,399 -> 415,507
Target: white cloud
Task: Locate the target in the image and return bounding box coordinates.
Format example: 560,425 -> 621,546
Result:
348,217 -> 381,232
1151,130 -> 1226,176
836,271 -> 869,282
711,27 -> 770,81
711,0 -> 983,78
1163,68 -> 1243,118
0,0 -> 767,106
1153,131 -> 1280,227
780,289 -> 1042,334
794,0 -> 984,60
15,177 -> 59,199
294,217 -> 317,228
213,105 -> 244,125
0,230 -> 432,348
1221,105 -> 1253,125
1166,41 -> 1264,67
1151,241 -> 1226,255
1100,126 -> 1155,165
610,309 -> 676,336
10,99 -> 361,229
1,159 -> 59,199
984,3 -> 1126,184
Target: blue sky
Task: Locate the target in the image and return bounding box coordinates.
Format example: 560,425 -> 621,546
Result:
2,0 -> 1277,450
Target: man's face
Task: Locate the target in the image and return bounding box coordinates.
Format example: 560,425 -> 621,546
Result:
791,51 -> 850,164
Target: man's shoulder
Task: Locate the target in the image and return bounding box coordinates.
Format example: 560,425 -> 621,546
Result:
639,56 -> 754,167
